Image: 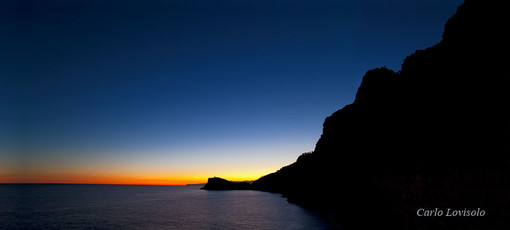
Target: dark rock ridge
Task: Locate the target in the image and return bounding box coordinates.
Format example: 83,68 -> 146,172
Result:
201,177 -> 252,190
250,0 -> 509,229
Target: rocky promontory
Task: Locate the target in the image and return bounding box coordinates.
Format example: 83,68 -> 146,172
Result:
201,177 -> 252,190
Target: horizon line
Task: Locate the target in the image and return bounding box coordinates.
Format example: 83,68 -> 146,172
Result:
0,182 -> 204,186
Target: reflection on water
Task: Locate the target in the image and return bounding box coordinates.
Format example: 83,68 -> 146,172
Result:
0,184 -> 333,229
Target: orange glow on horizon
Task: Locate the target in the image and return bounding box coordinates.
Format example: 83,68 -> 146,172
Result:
0,173 -> 265,186
0,152 -> 285,186
0,140 -> 299,186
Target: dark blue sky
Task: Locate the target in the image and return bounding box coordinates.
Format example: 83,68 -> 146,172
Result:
1,0 -> 462,183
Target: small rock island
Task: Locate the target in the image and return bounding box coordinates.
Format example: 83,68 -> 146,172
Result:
201,177 -> 252,190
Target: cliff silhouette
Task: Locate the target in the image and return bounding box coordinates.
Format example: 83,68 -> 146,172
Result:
201,177 -> 251,190
250,0 -> 509,229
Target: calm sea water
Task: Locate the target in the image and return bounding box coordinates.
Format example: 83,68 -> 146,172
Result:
0,184 -> 334,229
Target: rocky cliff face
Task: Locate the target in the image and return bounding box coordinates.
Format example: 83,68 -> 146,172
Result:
252,0 -> 509,229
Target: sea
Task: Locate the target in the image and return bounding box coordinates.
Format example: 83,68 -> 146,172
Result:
0,184 -> 334,229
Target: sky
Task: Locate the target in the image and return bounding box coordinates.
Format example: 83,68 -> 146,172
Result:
0,0 -> 462,185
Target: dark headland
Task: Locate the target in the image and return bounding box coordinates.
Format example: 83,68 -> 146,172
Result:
201,177 -> 251,190
203,0 -> 509,229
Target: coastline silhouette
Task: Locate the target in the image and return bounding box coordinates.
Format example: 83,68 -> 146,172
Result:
204,0 -> 510,229
201,177 -> 251,190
